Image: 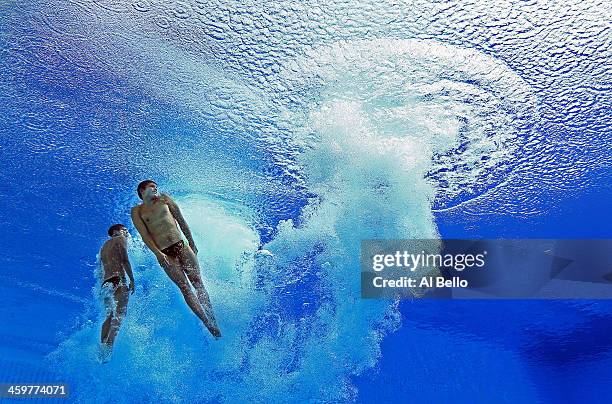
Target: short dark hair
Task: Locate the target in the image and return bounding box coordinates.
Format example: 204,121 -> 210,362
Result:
108,224 -> 127,237
137,179 -> 157,199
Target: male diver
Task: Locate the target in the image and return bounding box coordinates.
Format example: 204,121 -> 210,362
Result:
98,224 -> 134,361
130,180 -> 221,338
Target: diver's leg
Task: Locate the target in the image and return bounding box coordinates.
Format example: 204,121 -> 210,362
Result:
180,248 -> 221,337
161,258 -> 211,326
180,248 -> 213,309
101,288 -> 114,344
106,284 -> 129,346
101,315 -> 113,344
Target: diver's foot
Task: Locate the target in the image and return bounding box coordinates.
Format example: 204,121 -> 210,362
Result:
211,327 -> 222,340
200,323 -> 221,340
203,322 -> 221,339
201,305 -> 220,337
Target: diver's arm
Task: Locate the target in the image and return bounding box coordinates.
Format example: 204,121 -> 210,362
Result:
131,206 -> 168,265
95,251 -> 104,284
163,194 -> 197,254
120,239 -> 135,294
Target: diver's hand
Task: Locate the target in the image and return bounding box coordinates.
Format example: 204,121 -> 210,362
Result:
189,242 -> 198,255
155,251 -> 170,267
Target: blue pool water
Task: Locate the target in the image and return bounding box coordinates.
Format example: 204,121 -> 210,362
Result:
1,0 -> 611,402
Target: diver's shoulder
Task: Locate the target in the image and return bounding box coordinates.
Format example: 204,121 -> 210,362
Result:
100,238 -> 125,259
131,204 -> 143,214
100,239 -> 113,254
160,192 -> 175,204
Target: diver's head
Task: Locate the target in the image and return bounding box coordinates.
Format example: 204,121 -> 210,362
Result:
107,224 -> 128,238
137,179 -> 158,201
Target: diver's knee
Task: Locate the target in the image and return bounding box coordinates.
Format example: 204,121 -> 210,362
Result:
177,281 -> 191,293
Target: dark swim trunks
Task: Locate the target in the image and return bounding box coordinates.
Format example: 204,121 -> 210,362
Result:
100,276 -> 127,317
161,240 -> 186,258
102,276 -> 126,289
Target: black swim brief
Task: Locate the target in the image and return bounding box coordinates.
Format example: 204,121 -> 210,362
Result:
101,276 -> 126,289
161,240 -> 186,258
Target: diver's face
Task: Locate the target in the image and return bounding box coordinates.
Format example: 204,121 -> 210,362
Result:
114,227 -> 129,238
142,183 -> 158,199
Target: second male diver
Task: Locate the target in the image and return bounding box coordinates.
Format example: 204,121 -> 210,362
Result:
98,224 -> 134,361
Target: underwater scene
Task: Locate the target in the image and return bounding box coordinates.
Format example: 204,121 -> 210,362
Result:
0,0 -> 611,402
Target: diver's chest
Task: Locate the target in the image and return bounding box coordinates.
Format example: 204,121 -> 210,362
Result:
140,203 -> 171,223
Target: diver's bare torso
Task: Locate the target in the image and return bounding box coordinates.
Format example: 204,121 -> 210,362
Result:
133,194 -> 182,251
100,236 -> 128,283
